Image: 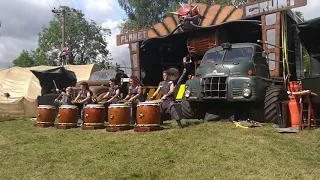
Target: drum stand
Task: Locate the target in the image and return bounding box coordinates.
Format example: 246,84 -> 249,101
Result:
106,125 -> 133,132
55,123 -> 78,129
81,123 -> 106,130
33,122 -> 55,128
133,124 -> 163,132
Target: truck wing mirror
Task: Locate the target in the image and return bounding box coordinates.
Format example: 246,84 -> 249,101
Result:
262,51 -> 268,58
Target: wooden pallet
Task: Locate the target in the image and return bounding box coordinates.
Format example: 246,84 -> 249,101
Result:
55,124 -> 78,129
133,126 -> 163,132
106,126 -> 133,132
81,125 -> 105,130
33,123 -> 54,128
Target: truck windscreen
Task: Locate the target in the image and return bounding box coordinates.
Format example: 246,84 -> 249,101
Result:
89,72 -> 117,80
202,47 -> 253,64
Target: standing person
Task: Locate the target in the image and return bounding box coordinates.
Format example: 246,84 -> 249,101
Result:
177,55 -> 193,85
72,82 -> 92,124
55,87 -> 73,105
123,76 -> 142,125
150,70 -> 183,128
98,78 -> 121,121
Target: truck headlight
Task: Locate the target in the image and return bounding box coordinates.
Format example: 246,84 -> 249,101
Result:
242,83 -> 251,98
185,89 -> 191,98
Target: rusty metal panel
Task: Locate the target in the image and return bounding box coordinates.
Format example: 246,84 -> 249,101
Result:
116,30 -> 148,46
213,6 -> 236,25
153,22 -> 169,36
242,0 -> 307,19
261,12 -> 281,77
201,5 -> 222,27
129,42 -> 141,79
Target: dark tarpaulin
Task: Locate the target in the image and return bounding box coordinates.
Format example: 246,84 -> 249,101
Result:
295,17 -> 320,76
31,67 -> 77,95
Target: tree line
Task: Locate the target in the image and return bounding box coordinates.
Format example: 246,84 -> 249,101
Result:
13,6 -> 112,68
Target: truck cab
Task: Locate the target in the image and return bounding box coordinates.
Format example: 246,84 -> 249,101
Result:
185,43 -> 271,101
182,43 -> 282,122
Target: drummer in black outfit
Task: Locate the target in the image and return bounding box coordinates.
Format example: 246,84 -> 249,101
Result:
72,81 -> 93,124
150,70 -> 183,128
55,87 -> 73,105
98,78 -> 121,120
99,78 -> 121,104
123,75 -> 142,125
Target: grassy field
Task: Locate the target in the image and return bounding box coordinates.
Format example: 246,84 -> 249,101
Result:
0,119 -> 320,180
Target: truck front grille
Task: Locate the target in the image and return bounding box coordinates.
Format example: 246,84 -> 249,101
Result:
232,88 -> 242,97
201,76 -> 228,99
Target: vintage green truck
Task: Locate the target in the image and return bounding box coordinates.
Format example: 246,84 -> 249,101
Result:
181,43 -> 287,122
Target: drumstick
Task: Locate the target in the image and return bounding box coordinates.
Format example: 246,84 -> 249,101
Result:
53,80 -> 58,89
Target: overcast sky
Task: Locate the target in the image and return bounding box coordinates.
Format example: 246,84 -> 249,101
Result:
0,0 -> 319,69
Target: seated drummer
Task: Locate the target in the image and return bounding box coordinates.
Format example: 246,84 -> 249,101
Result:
99,78 -> 121,104
55,87 -> 73,105
123,75 -> 142,125
72,81 -> 93,124
98,78 -> 121,121
150,70 -> 183,128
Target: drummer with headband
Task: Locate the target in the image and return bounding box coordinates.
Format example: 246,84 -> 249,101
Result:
72,81 -> 93,124
150,70 -> 183,128
123,75 -> 142,125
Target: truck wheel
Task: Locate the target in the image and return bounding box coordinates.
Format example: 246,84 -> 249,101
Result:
181,99 -> 195,119
264,85 -> 287,123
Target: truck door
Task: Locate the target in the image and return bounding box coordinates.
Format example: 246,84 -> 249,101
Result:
253,47 -> 270,78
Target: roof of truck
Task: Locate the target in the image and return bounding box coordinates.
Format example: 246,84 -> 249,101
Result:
206,43 -> 262,53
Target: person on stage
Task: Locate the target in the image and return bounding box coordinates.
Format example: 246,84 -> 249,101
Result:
150,70 -> 183,128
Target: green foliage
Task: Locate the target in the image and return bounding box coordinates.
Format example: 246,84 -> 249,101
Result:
37,6 -> 111,66
13,6 -> 112,67
12,50 -> 37,67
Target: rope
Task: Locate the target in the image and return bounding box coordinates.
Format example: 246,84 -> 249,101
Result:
281,14 -> 291,86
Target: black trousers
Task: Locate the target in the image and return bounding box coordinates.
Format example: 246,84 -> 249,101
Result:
130,102 -> 137,125
103,103 -> 111,121
160,100 -> 181,121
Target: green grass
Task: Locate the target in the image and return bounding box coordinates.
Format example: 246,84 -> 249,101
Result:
0,120 -> 320,180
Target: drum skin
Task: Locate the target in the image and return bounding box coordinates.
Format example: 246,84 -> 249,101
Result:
136,103 -> 160,125
84,104 -> 105,124
58,105 -> 78,124
108,104 -> 130,125
36,105 -> 56,124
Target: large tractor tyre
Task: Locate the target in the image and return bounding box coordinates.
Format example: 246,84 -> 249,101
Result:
181,98 -> 195,119
264,85 -> 287,123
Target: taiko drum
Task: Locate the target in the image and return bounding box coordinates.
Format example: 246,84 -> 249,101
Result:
136,101 -> 161,126
84,104 -> 105,126
108,104 -> 131,126
36,105 -> 56,125
57,105 -> 78,125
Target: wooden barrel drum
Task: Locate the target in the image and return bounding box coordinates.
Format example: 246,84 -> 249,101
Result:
108,104 -> 131,126
136,101 -> 161,127
36,105 -> 56,126
84,104 -> 105,126
57,105 -> 78,126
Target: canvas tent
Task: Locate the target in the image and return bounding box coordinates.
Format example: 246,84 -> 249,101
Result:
295,17 -> 320,76
0,64 -> 102,121
31,67 -> 77,95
